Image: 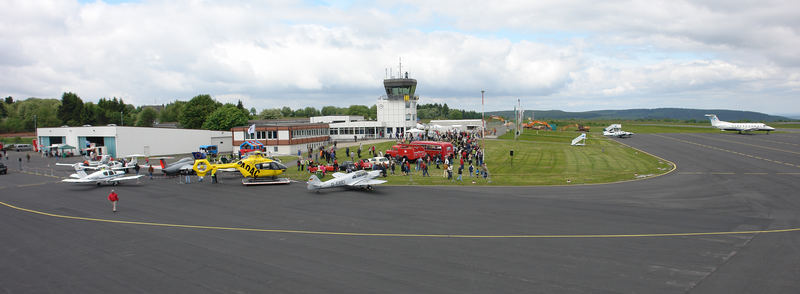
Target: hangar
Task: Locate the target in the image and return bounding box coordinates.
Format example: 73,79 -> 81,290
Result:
36,126 -> 232,157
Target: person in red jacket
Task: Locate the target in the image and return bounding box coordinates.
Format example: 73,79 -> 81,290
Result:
108,189 -> 119,213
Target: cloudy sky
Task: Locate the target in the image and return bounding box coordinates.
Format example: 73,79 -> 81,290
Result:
2,0 -> 799,115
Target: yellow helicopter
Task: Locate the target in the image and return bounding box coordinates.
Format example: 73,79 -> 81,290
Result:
192,152 -> 289,185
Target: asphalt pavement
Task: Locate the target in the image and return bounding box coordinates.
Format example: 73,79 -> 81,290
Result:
1,132 -> 799,293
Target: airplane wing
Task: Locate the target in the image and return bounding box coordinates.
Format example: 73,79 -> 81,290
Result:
108,175 -> 144,182
62,178 -> 96,183
348,179 -> 387,187
332,172 -> 347,178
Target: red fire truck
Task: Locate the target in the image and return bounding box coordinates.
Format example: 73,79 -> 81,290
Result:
385,144 -> 427,162
409,141 -> 454,160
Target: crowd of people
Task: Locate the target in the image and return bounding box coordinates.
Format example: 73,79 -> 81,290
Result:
294,129 -> 490,183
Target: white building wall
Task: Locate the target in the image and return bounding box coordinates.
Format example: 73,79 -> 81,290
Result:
38,126 -> 231,157
115,127 -> 231,157
377,99 -> 416,134
278,130 -> 289,140
233,131 -> 244,141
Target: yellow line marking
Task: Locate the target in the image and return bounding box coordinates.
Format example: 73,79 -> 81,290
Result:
2,200 -> 799,238
653,134 -> 800,169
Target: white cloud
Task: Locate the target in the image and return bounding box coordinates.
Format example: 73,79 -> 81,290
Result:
0,0 -> 797,114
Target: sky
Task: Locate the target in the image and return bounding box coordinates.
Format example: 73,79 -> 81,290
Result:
2,0 -> 799,116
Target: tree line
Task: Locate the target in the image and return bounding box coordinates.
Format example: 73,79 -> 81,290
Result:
0,93 -> 480,133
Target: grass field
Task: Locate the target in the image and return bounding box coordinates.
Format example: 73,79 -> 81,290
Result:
277,130 -> 673,186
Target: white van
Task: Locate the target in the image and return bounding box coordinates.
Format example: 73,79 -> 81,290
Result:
13,144 -> 32,151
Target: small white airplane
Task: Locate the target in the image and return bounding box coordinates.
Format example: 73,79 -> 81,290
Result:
307,170 -> 387,191
705,114 -> 775,134
63,154 -> 112,167
603,124 -> 634,138
62,165 -> 143,186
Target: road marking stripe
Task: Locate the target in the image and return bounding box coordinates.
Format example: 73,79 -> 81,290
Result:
652,134 -> 800,169
685,133 -> 800,155
1,200 -> 799,239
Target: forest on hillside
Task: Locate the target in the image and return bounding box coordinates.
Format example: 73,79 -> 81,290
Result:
0,93 -> 479,133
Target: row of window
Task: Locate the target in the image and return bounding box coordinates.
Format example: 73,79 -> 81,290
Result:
244,130 -> 278,140
292,128 -> 327,138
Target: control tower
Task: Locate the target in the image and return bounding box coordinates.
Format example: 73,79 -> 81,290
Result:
377,71 -> 419,136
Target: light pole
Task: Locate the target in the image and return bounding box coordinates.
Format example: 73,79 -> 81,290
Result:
33,114 -> 37,152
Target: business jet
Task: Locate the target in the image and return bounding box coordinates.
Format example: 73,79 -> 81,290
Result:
705,114 -> 775,134
603,124 -> 634,138
307,170 -> 386,191
62,165 -> 143,186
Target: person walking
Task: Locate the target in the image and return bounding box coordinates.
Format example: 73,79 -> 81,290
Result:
26,153 -> 30,162
148,165 -> 154,179
108,189 -> 119,213
134,162 -> 140,175
457,166 -> 463,182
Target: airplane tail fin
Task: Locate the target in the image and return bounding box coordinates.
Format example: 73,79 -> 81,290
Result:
72,164 -> 88,178
705,114 -> 720,126
307,175 -> 322,190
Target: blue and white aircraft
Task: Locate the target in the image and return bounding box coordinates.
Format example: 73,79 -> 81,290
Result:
705,114 -> 775,134
62,164 -> 143,186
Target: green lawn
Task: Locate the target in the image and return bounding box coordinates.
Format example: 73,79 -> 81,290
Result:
278,131 -> 673,186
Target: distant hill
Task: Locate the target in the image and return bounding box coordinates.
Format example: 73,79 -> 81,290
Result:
487,108 -> 791,122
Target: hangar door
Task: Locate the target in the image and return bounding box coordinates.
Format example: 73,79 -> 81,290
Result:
79,136 -> 117,157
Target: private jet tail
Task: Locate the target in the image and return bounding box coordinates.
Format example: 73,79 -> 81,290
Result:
307,175 -> 322,190
705,114 -> 722,126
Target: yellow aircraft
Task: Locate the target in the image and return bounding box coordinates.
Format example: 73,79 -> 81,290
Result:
192,152 -> 289,185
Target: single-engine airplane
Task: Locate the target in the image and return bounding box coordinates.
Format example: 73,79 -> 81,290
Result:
62,164 -> 143,186
705,114 -> 775,134
306,170 -> 386,191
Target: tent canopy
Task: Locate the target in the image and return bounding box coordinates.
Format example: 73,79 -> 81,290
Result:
43,144 -> 77,150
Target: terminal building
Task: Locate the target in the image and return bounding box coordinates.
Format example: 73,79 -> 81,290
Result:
36,126 -> 232,158
231,121 -> 329,155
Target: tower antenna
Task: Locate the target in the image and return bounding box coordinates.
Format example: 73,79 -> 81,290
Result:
399,57 -> 402,78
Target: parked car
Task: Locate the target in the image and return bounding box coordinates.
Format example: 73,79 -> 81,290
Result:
367,156 -> 390,167
0,162 -> 7,175
3,144 -> 33,151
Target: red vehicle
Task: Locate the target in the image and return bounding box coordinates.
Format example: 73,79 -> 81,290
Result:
385,144 -> 427,162
409,141 -> 454,160
308,164 -> 336,173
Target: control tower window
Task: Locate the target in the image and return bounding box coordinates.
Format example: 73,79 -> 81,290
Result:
390,87 -> 410,96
